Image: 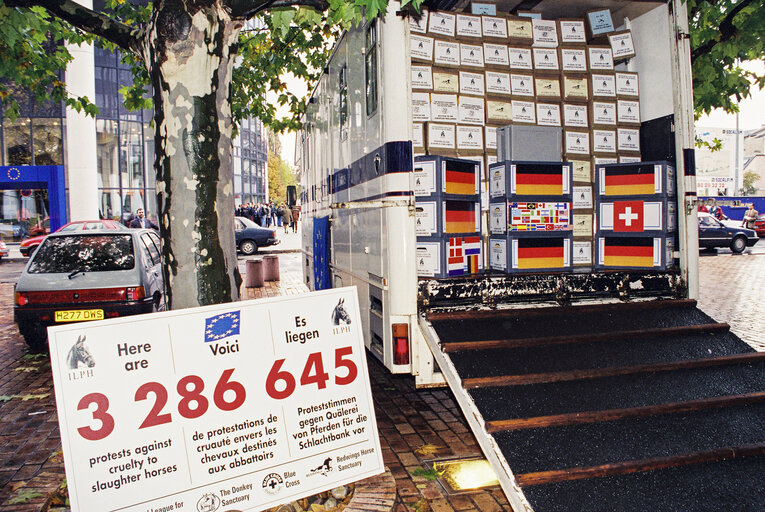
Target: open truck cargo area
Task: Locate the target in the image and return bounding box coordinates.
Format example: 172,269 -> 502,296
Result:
296,0 -> 764,508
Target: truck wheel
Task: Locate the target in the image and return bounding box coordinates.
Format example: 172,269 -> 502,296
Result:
240,239 -> 258,255
730,235 -> 747,254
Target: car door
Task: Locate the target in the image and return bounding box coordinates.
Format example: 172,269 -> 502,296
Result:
698,216 -> 726,248
234,218 -> 245,246
140,232 -> 164,309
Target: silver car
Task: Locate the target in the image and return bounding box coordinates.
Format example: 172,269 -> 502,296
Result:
14,228 -> 165,349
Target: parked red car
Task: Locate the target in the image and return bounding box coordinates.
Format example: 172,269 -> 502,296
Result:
19,219 -> 127,257
755,214 -> 765,237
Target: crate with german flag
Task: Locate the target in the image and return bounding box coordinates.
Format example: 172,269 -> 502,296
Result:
597,198 -> 677,235
417,234 -> 484,278
489,161 -> 573,202
416,199 -> 482,236
595,161 -> 675,198
594,234 -> 676,271
489,232 -> 573,273
414,155 -> 481,198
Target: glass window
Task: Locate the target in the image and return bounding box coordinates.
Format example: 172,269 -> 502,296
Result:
97,119 -> 120,189
122,189 -> 146,221
95,66 -> 119,120
3,117 -> 32,165
100,189 -> 123,222
339,64 -> 349,141
29,234 -> 135,273
32,118 -> 64,165
144,122 -> 155,193
140,232 -> 160,265
365,21 -> 378,117
120,121 -> 144,188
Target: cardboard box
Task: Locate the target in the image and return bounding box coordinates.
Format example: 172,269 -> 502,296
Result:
557,19 -> 587,45
429,11 -> 456,38
587,45 -> 614,70
427,123 -> 456,150
591,72 -> 617,98
570,158 -> 592,183
573,185 -> 593,209
485,70 -> 512,96
535,76 -> 562,99
412,92 -> 431,121
536,102 -> 562,127
471,2 -> 496,15
433,68 -> 460,93
411,35 -> 434,62
565,129 -> 591,155
431,93 -> 459,123
573,241 -> 592,266
562,75 -> 589,101
560,47 -> 588,73
590,100 -> 617,126
532,18 -> 558,47
515,10 -> 542,19
411,65 -> 433,90
609,30 -> 636,62
459,71 -> 485,96
617,127 -> 640,153
486,99 -> 513,123
510,73 -> 535,97
591,128 -> 617,154
482,15 -> 509,40
585,8 -> 614,41
511,99 -> 537,124
616,72 -> 639,98
413,123 -> 425,150
617,99 -> 641,125
458,95 -> 485,125
483,42 -> 510,69
485,125 -> 499,151
573,213 -> 594,237
508,46 -> 534,70
563,103 -> 589,128
434,40 -> 461,68
533,47 -> 560,73
506,15 -> 534,44
456,13 -> 482,40
409,9 -> 429,34
460,43 -> 485,68
456,124 -> 484,152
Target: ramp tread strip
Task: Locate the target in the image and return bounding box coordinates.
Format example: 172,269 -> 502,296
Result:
463,352 -> 765,388
427,299 -> 697,321
486,392 -> 765,433
443,323 -> 730,352
515,443 -> 765,487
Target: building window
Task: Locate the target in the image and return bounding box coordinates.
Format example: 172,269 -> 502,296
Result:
32,118 -> 64,165
365,21 -> 378,118
120,121 -> 144,189
97,119 -> 120,189
3,117 -> 32,165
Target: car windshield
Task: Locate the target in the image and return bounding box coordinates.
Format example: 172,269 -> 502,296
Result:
28,234 -> 135,273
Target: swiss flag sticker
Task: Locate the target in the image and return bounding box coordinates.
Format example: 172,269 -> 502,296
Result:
614,200 -> 644,232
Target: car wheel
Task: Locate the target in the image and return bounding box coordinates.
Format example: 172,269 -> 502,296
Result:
240,239 -> 258,255
19,323 -> 47,351
730,235 -> 747,254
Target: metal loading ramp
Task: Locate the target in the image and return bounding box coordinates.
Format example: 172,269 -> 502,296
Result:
419,299 -> 765,512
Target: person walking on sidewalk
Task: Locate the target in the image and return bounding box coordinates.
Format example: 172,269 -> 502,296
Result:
291,206 -> 300,233
280,203 -> 291,234
743,203 -> 758,229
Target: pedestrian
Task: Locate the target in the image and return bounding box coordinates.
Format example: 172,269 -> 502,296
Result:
742,203 -> 758,229
276,204 -> 283,227
280,204 -> 291,234
129,208 -> 159,229
270,202 -> 277,227
291,206 -> 300,233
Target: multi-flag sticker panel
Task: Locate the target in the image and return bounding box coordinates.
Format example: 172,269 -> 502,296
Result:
510,202 -> 570,231
448,236 -> 482,276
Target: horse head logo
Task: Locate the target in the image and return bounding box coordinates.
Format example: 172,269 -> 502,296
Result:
67,335 -> 95,370
331,298 -> 351,325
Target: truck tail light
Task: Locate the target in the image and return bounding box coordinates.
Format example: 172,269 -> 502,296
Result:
392,323 -> 409,365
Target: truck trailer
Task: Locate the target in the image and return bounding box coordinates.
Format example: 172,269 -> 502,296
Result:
296,1 -> 765,509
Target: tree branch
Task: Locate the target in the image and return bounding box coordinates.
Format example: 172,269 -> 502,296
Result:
230,0 -> 329,21
691,0 -> 756,63
5,0 -> 142,55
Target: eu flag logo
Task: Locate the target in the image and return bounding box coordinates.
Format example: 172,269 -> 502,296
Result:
205,311 -> 240,342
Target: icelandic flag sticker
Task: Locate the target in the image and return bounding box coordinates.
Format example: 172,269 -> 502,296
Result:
204,311 -> 240,342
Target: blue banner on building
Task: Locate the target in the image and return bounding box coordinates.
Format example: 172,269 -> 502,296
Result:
313,216 -> 331,290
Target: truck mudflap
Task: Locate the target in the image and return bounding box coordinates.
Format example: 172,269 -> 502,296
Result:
419,299 -> 765,512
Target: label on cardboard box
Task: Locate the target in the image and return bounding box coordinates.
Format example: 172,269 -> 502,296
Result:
459,96 -> 485,125
619,155 -> 642,163
412,92 -> 431,121
413,159 -> 436,196
433,70 -> 459,93
609,31 -> 636,60
616,72 -> 639,97
532,19 -> 558,47
459,71 -> 485,96
617,99 -> 640,124
566,130 -> 590,154
536,102 -> 561,126
508,47 -> 533,69
489,238 -> 507,271
510,73 -> 535,96
617,127 -> 640,152
533,47 -> 560,70
428,123 -> 456,149
416,201 -> 438,235
485,126 -> 497,149
507,17 -> 533,41
482,16 -> 508,38
559,19 -> 587,44
489,202 -> 507,234
593,156 -> 618,166
486,100 -> 512,122
573,241 -> 592,264
592,129 -> 617,153
571,159 -> 592,182
429,11 -> 456,37
434,40 -> 461,67
588,46 -> 613,70
564,103 -> 588,127
512,100 -> 536,123
535,76 -> 561,98
592,101 -> 616,125
561,48 -> 588,72
586,9 -> 614,37
431,93 -> 459,122
410,10 -> 429,34
411,35 -> 434,61
486,71 -> 512,95
591,73 -> 616,97
457,125 -> 484,150
460,43 -> 485,67
416,242 -> 440,276
484,43 -> 510,66
489,163 -> 506,197
573,214 -> 593,237
563,75 -> 588,100
456,14 -> 482,38
412,123 -> 424,148
573,186 -> 593,208
412,66 -> 433,89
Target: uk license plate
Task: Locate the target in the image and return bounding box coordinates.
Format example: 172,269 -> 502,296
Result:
54,309 -> 105,322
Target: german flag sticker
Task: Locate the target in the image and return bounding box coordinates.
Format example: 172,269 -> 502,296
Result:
443,160 -> 478,195
512,237 -> 570,269
599,236 -> 660,268
444,201 -> 479,233
512,163 -> 570,196
599,164 -> 661,196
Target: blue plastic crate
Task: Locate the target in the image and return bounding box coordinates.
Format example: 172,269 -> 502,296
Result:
594,233 -> 676,271
414,155 -> 481,199
595,161 -> 676,198
489,231 -> 573,273
489,161 -> 573,202
417,233 -> 484,278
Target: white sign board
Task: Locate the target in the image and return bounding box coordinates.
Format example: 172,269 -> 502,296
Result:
48,288 -> 383,512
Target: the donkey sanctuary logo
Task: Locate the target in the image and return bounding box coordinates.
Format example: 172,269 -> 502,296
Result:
67,334 -> 96,381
